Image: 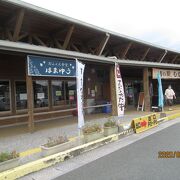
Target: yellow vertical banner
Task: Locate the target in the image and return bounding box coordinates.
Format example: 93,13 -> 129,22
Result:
132,114 -> 158,133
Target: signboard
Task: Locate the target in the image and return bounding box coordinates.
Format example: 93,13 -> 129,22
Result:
37,93 -> 44,99
56,91 -> 62,96
76,60 -> 85,129
27,55 -> 76,77
69,90 -> 75,96
137,92 -> 144,111
132,114 -> 158,133
153,68 -> 180,79
20,93 -> 27,100
115,63 -> 125,116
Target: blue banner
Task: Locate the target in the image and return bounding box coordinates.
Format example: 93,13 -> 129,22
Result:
27,55 -> 76,77
157,72 -> 164,108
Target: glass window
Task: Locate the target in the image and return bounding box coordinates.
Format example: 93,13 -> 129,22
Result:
52,80 -> 65,106
15,81 -> 27,110
65,81 -> 76,105
0,81 -> 10,112
33,80 -> 49,108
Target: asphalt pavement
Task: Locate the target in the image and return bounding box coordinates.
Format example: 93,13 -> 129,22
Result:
54,122 -> 180,180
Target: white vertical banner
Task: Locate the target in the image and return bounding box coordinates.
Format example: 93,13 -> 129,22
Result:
115,63 -> 125,116
76,59 -> 85,129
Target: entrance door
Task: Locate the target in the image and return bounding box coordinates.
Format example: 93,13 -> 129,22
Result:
125,81 -> 142,108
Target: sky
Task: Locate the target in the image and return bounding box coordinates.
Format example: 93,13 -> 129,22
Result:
22,0 -> 180,51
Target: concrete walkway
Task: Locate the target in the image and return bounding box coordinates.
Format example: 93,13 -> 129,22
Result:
0,110 -> 150,153
0,106 -> 179,154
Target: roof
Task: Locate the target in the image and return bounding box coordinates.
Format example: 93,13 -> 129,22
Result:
1,40 -> 180,70
0,0 -> 180,65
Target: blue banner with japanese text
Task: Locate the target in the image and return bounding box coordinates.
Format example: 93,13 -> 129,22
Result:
27,55 -> 76,77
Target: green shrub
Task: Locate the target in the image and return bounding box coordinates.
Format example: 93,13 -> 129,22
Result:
0,151 -> 19,163
82,124 -> 102,135
104,119 -> 117,128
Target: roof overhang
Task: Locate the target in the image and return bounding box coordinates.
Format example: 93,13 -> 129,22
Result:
3,0 -> 180,55
0,40 -> 180,69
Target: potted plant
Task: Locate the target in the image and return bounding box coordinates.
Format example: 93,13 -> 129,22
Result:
82,124 -> 103,143
41,135 -> 77,157
0,151 -> 19,172
104,119 -> 118,136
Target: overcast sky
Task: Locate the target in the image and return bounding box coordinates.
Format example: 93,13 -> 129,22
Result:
22,0 -> 180,51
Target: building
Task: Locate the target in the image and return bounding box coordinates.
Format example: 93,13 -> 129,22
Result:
0,0 -> 180,131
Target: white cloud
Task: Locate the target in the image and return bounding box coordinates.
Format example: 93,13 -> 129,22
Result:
22,0 -> 180,51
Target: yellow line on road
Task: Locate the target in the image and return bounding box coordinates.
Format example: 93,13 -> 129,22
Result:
19,148 -> 41,157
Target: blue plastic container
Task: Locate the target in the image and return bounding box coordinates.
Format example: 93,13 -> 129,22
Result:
102,103 -> 112,113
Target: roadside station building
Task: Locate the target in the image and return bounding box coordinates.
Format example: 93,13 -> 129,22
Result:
0,0 -> 180,131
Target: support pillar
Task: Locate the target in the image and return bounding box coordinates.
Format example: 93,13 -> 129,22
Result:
143,68 -> 151,111
26,63 -> 34,132
110,65 -> 118,116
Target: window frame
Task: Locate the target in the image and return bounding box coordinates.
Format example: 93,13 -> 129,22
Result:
51,80 -> 66,108
33,79 -> 50,109
14,80 -> 28,113
0,79 -> 12,115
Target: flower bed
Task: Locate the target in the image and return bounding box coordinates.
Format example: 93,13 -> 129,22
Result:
0,151 -> 19,172
82,124 -> 103,143
104,119 -> 118,136
41,136 -> 77,157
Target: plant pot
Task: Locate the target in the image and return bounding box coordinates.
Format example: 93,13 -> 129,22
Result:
41,140 -> 77,157
104,126 -> 118,136
83,132 -> 103,143
0,158 -> 19,172
118,125 -> 124,133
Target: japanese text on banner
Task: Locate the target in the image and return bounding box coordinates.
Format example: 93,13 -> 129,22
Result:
115,63 -> 125,116
76,60 -> 85,129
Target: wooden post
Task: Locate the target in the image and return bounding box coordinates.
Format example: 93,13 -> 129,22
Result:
5,29 -> 13,41
172,55 -> 178,63
32,35 -> 47,47
71,43 -> 80,52
159,50 -> 167,63
141,47 -> 150,61
110,65 -> 118,116
121,42 -> 133,59
96,33 -> 110,56
18,32 -> 28,41
143,68 -> 150,112
48,80 -> 53,110
26,62 -> 34,132
54,38 -> 62,49
10,79 -> 16,114
13,9 -> 25,42
28,35 -> 33,44
63,25 -> 75,50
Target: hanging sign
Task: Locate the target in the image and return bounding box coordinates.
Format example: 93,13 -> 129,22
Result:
115,63 -> 125,116
27,55 -> 76,77
152,68 -> 180,79
132,113 -> 158,133
76,60 -> 85,129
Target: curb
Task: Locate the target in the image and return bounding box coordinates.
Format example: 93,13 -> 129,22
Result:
0,129 -> 133,180
158,112 -> 180,123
